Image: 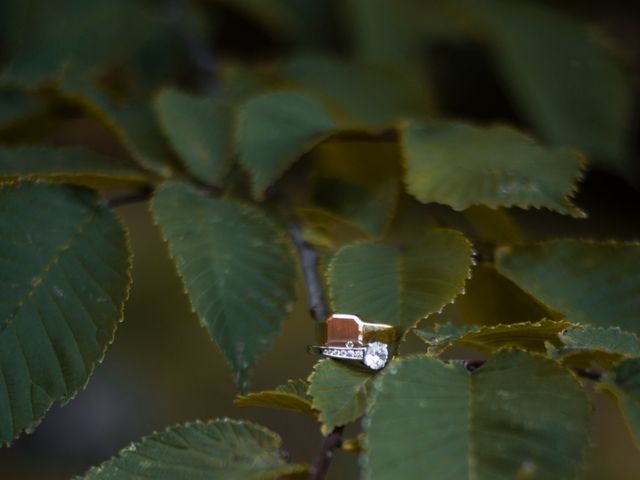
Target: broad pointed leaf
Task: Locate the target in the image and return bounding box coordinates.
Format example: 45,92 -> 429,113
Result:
283,53 -> 432,127
236,91 -> 336,198
308,359 -> 376,429
328,230 -> 473,334
602,359 -> 640,451
365,351 -> 590,480
0,147 -> 150,187
415,319 -> 572,356
496,240 -> 640,333
235,379 -> 316,417
402,122 -> 586,216
151,181 -> 297,390
0,181 -> 131,445
78,419 -> 308,479
155,89 -> 233,186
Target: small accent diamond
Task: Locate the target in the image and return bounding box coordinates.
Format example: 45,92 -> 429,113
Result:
363,342 -> 389,370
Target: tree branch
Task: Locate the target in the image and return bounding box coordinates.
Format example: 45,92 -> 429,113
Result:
290,220 -> 330,322
309,426 -> 344,480
289,219 -> 338,480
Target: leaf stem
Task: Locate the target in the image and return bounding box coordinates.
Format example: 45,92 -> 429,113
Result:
309,426 -> 344,480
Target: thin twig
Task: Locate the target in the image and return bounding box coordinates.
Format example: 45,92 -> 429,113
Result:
309,426 -> 344,480
290,219 -> 337,480
290,220 -> 330,322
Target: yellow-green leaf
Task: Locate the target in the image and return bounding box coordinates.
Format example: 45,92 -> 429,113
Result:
0,146 -> 150,187
549,325 -> 640,368
328,230 -> 473,334
415,318 -> 572,356
151,181 -> 297,390
496,240 -> 640,333
402,121 -> 586,216
0,181 -> 131,445
234,379 -> 316,418
236,90 -> 337,198
365,351 -> 590,480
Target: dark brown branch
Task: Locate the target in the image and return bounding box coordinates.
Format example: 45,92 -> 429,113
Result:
290,220 -> 330,322
289,219 -> 336,479
309,427 -> 344,480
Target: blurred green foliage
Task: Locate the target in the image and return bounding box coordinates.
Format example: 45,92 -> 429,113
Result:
1,0 -> 640,479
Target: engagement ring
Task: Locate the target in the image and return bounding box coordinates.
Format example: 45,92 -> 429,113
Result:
308,313 -> 397,370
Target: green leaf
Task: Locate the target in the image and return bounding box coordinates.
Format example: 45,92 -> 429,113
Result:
0,181 -> 131,445
151,182 -> 297,390
480,0 -> 632,172
0,147 -> 150,187
496,240 -> 640,333
234,379 -> 316,418
283,53 -> 432,127
155,89 -> 233,186
549,325 -> 640,368
415,319 -> 572,356
115,104 -> 175,178
308,359 -> 376,429
365,350 -> 591,480
328,230 -> 473,334
236,91 -> 337,198
77,418 -> 308,479
401,121 -> 586,216
601,359 -> 640,451
1,0 -> 162,85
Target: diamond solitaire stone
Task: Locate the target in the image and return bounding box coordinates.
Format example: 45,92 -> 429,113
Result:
363,342 -> 389,370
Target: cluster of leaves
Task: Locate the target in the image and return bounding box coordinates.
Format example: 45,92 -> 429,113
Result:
1,0 -> 639,479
